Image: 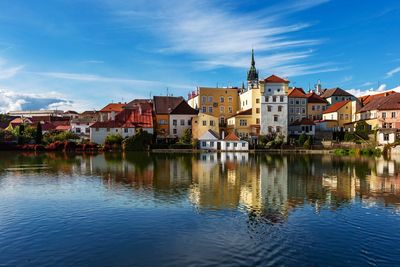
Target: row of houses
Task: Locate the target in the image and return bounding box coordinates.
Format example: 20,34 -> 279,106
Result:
3,50 -> 400,148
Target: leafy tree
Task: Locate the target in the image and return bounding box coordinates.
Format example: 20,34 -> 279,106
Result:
179,128 -> 192,144
298,133 -> 307,146
105,133 -> 123,146
35,122 -> 43,144
18,124 -> 25,135
123,129 -> 152,151
303,136 -> 311,149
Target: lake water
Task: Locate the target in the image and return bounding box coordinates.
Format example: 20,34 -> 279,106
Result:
0,151 -> 400,266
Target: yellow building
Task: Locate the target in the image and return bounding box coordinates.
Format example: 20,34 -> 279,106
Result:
188,87 -> 240,126
191,113 -> 220,139
306,92 -> 328,121
322,100 -> 352,130
226,109 -> 253,138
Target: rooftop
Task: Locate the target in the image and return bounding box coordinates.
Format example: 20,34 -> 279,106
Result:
320,87 -> 353,98
153,96 -> 183,114
100,103 -> 126,113
358,92 -> 400,113
263,74 -> 289,84
288,88 -> 307,98
323,100 -> 350,114
306,92 -> 328,103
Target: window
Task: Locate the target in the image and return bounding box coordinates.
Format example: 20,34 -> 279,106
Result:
234,143 -> 238,148
242,143 -> 245,147
382,112 -> 386,118
188,120 -> 192,126
295,100 -> 299,105
210,141 -> 214,147
202,141 -> 206,147
384,134 -> 389,141
312,105 -> 315,111
276,126 -> 281,132
302,108 -> 306,114
290,108 -> 294,113
272,96 -> 277,102
290,100 -> 294,105
278,106 -> 282,112
95,128 -> 99,132
202,121 -> 207,126
274,115 -> 278,122
301,100 -> 306,105
180,119 -> 185,126
173,119 -> 177,126
107,128 -> 110,132
256,108 -> 260,114
227,142 -> 230,147
392,112 -> 396,118
268,126 -> 273,133
317,105 -> 321,110
208,106 -> 213,113
210,120 -> 215,126
296,108 -> 300,114
229,106 -> 233,113
340,114 -> 344,119
280,96 -> 284,102
268,88 -> 272,92
208,96 -> 213,102
220,96 -> 224,103
345,114 -> 349,119
124,128 -> 128,133
76,128 -> 81,133
220,106 -> 225,113
202,96 -> 207,103
173,129 -> 177,134
265,96 -> 269,102
256,98 -> 260,103
115,129 -> 118,132
256,118 -> 260,124
220,117 -> 225,125
85,128 -> 90,134
228,97 -> 233,103
240,119 -> 247,126
159,119 -> 167,125
202,106 -> 206,113
267,106 -> 272,112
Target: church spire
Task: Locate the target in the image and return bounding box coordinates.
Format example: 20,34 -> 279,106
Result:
247,49 -> 259,88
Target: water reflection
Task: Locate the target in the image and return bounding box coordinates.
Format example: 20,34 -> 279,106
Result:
1,151 -> 400,216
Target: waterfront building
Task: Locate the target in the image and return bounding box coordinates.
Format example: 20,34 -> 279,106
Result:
260,75 -> 289,142
289,118 -> 316,137
188,86 -> 240,127
168,100 -> 198,138
306,92 -> 328,121
320,87 -> 356,105
191,113 -> 220,139
70,117 -> 97,140
153,96 -> 184,141
99,102 -> 127,122
7,109 -> 64,118
322,100 -> 353,131
220,132 -> 249,151
198,129 -> 220,150
288,87 -> 307,123
226,109 -> 253,138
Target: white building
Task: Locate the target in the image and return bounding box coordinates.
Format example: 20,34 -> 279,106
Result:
198,130 -> 220,150
71,117 -> 97,140
220,132 -> 249,151
377,129 -> 400,145
169,100 -> 198,138
260,75 -> 289,142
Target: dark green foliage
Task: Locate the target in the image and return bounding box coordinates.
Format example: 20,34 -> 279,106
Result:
105,133 -> 123,146
179,128 -> 192,144
344,132 -> 355,141
298,133 -> 307,146
303,136 -> 311,149
43,131 -> 79,144
355,121 -> 369,140
123,129 -> 153,151
169,143 -> 193,149
35,122 -> 43,144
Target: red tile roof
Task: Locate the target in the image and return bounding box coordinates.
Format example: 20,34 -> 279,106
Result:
358,93 -> 400,113
153,96 -> 183,114
55,125 -> 71,131
263,75 -> 289,84
224,132 -> 240,141
323,100 -> 350,114
306,92 -> 328,103
358,91 -> 396,105
288,88 -> 307,98
100,103 -> 126,113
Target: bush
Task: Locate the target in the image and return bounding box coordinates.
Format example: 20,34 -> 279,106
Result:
179,128 -> 192,144
105,134 -> 123,146
43,131 -> 79,144
298,134 -> 307,146
344,132 -> 355,141
123,129 -> 152,151
169,143 -> 193,149
303,137 -> 311,149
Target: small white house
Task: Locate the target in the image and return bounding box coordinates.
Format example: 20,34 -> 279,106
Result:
198,130 -> 220,150
377,128 -> 400,145
220,132 -> 249,151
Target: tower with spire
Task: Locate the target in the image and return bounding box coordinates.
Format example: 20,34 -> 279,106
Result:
247,49 -> 259,89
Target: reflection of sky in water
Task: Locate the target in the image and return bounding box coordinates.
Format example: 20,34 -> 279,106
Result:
0,152 -> 400,266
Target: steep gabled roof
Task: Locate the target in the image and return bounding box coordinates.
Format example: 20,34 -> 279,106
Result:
323,100 -> 350,114
153,96 -> 183,114
170,100 -> 198,115
288,88 -> 307,98
290,118 -> 315,126
358,91 -> 396,106
306,92 -> 328,103
263,75 -> 289,84
100,103 -> 126,113
358,93 -> 400,113
224,132 -> 240,141
199,129 -> 220,140
320,88 -> 353,98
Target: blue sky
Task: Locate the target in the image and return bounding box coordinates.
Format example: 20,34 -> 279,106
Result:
0,0 -> 399,112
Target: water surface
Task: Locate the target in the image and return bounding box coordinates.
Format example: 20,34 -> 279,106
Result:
0,152 -> 400,266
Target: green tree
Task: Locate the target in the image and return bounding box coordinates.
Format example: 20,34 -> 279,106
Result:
298,133 -> 307,146
35,122 -> 43,144
105,133 -> 123,146
179,128 -> 192,144
123,129 -> 152,151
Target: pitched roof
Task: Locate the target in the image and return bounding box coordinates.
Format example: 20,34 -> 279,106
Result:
229,108 -> 252,118
55,125 -> 71,131
358,91 -> 396,106
170,100 -> 198,115
100,103 -> 126,113
290,118 -> 315,126
0,122 -> 9,129
320,88 -> 353,98
358,93 -> 400,113
306,92 -> 328,103
199,129 -> 220,140
263,75 -> 289,84
153,96 -> 183,114
288,88 -> 307,98
323,100 -> 350,114
224,132 -> 240,141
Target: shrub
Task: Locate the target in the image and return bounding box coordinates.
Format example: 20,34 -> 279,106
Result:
169,143 -> 193,149
298,134 -> 307,146
303,137 -> 311,149
105,134 -> 123,146
123,129 -> 152,151
179,128 -> 192,144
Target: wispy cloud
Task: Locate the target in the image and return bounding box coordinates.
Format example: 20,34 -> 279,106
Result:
386,66 -> 400,78
33,71 -> 191,89
360,81 -> 373,87
108,0 -> 333,77
0,58 -> 23,79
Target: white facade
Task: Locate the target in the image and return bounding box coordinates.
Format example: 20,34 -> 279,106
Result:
71,122 -> 93,139
220,140 -> 249,151
377,130 -> 398,145
169,114 -> 195,138
90,127 -> 154,144
260,82 -> 289,142
198,130 -> 219,150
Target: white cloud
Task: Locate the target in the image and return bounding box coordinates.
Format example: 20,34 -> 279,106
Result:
360,81 -> 373,87
0,58 -> 23,79
386,66 -> 400,78
346,84 -> 400,97
108,0 -> 334,77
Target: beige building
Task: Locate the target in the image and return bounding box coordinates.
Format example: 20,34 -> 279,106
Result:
227,109 -> 253,138
191,113 -> 220,139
